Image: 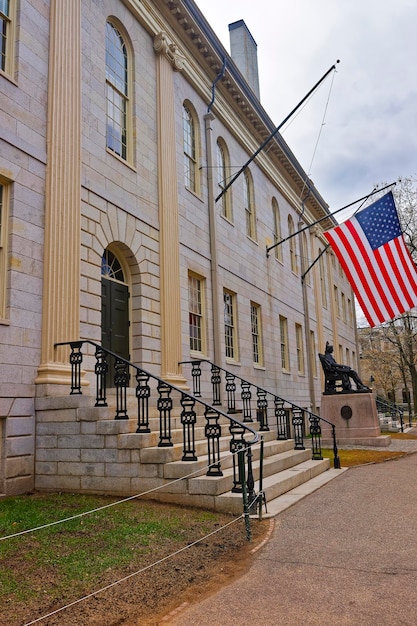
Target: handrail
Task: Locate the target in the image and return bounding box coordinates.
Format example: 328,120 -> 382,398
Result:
376,396 -> 404,432
55,341 -> 262,501
180,359 -> 341,469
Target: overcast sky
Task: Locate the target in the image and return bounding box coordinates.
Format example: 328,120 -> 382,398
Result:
195,0 -> 417,220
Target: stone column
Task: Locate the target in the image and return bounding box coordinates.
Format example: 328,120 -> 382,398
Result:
36,0 -> 81,385
154,32 -> 187,388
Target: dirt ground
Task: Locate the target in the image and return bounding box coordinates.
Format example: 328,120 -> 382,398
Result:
2,511 -> 271,626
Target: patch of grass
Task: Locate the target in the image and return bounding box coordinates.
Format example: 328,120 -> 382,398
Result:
381,431 -> 417,439
321,448 -> 406,466
0,493 -> 222,604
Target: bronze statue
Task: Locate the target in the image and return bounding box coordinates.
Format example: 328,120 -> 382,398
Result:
320,342 -> 370,393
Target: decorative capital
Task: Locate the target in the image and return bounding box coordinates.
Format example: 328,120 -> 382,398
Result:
153,31 -> 184,71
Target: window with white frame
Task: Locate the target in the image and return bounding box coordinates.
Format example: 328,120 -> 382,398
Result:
243,170 -> 256,240
189,273 -> 205,354
217,139 -> 232,221
0,180 -> 9,320
0,0 -> 16,76
183,103 -> 199,193
224,290 -> 237,360
105,20 -> 130,161
310,330 -> 317,376
272,197 -> 282,262
295,323 -> 304,374
250,302 -> 262,365
288,215 -> 298,273
279,315 -> 289,371
319,249 -> 327,307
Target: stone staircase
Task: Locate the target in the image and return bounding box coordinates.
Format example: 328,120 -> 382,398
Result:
35,390 -> 345,517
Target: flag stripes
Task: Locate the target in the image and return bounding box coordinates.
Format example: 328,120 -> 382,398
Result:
324,192 -> 417,327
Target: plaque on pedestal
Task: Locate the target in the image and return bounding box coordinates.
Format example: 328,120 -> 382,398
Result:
320,392 -> 391,447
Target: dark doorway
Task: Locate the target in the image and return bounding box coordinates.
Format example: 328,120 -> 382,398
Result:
101,250 -> 130,386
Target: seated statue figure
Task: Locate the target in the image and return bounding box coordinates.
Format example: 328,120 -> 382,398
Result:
323,342 -> 370,391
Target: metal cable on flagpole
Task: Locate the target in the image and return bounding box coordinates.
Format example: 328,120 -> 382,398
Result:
215,61 -> 340,203
298,64 -> 338,203
266,181 -> 396,258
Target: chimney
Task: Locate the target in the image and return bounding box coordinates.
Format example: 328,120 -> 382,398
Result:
228,20 -> 260,99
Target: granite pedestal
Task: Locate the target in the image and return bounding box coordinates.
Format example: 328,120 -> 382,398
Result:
320,392 -> 391,447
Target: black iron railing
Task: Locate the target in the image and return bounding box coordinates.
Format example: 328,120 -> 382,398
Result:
180,359 -> 341,469
376,396 -> 404,432
56,341 -> 263,502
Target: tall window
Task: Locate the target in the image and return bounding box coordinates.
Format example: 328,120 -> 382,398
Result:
0,0 -> 15,75
334,285 -> 340,317
341,292 -> 347,322
183,104 -> 198,192
189,273 -> 205,354
106,21 -> 129,161
302,232 -> 310,284
224,290 -> 237,360
0,181 -> 9,320
217,139 -> 232,221
288,215 -> 297,273
319,249 -> 327,307
295,323 -> 304,374
272,197 -> 282,261
244,170 -> 256,240
310,330 -> 317,376
251,302 -> 262,365
279,315 -> 289,371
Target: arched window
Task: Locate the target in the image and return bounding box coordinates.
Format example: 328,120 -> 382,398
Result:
105,20 -> 130,161
244,170 -> 256,240
216,139 -> 232,221
288,215 -> 298,273
302,231 -> 310,285
101,249 -> 125,282
183,103 -> 200,193
272,197 -> 282,261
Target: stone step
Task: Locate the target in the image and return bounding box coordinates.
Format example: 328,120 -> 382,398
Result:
258,467 -> 349,518
214,459 -> 332,515
162,438 -> 295,479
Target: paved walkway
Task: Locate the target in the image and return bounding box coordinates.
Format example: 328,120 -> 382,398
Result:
165,437 -> 417,626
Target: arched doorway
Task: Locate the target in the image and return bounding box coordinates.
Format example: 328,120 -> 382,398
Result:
101,249 -> 130,384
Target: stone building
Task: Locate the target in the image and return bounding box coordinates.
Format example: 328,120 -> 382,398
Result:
0,0 -> 358,497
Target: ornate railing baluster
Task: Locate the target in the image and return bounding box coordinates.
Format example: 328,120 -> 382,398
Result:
256,388 -> 269,431
292,406 -> 305,450
274,397 -> 287,439
180,394 -> 197,461
210,364 -> 221,405
157,381 -> 173,447
191,361 -> 202,397
114,358 -> 129,419
225,372 -> 236,413
69,341 -> 83,394
241,380 -> 252,422
309,413 -> 322,459
246,445 -> 257,510
205,407 -> 222,476
135,370 -> 150,433
229,420 -> 246,491
94,346 -> 108,407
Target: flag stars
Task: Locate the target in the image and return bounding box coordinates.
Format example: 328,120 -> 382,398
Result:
356,194 -> 402,249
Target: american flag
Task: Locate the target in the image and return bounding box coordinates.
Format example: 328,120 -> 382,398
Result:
324,191 -> 417,327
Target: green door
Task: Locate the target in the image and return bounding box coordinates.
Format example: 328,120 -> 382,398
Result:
101,277 -> 130,385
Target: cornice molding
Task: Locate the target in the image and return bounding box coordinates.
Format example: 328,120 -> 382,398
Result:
124,0 -> 332,223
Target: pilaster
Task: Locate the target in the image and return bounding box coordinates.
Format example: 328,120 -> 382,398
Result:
154,32 -> 187,388
36,1 -> 81,385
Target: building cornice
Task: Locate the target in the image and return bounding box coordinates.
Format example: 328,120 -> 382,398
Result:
124,0 -> 336,228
